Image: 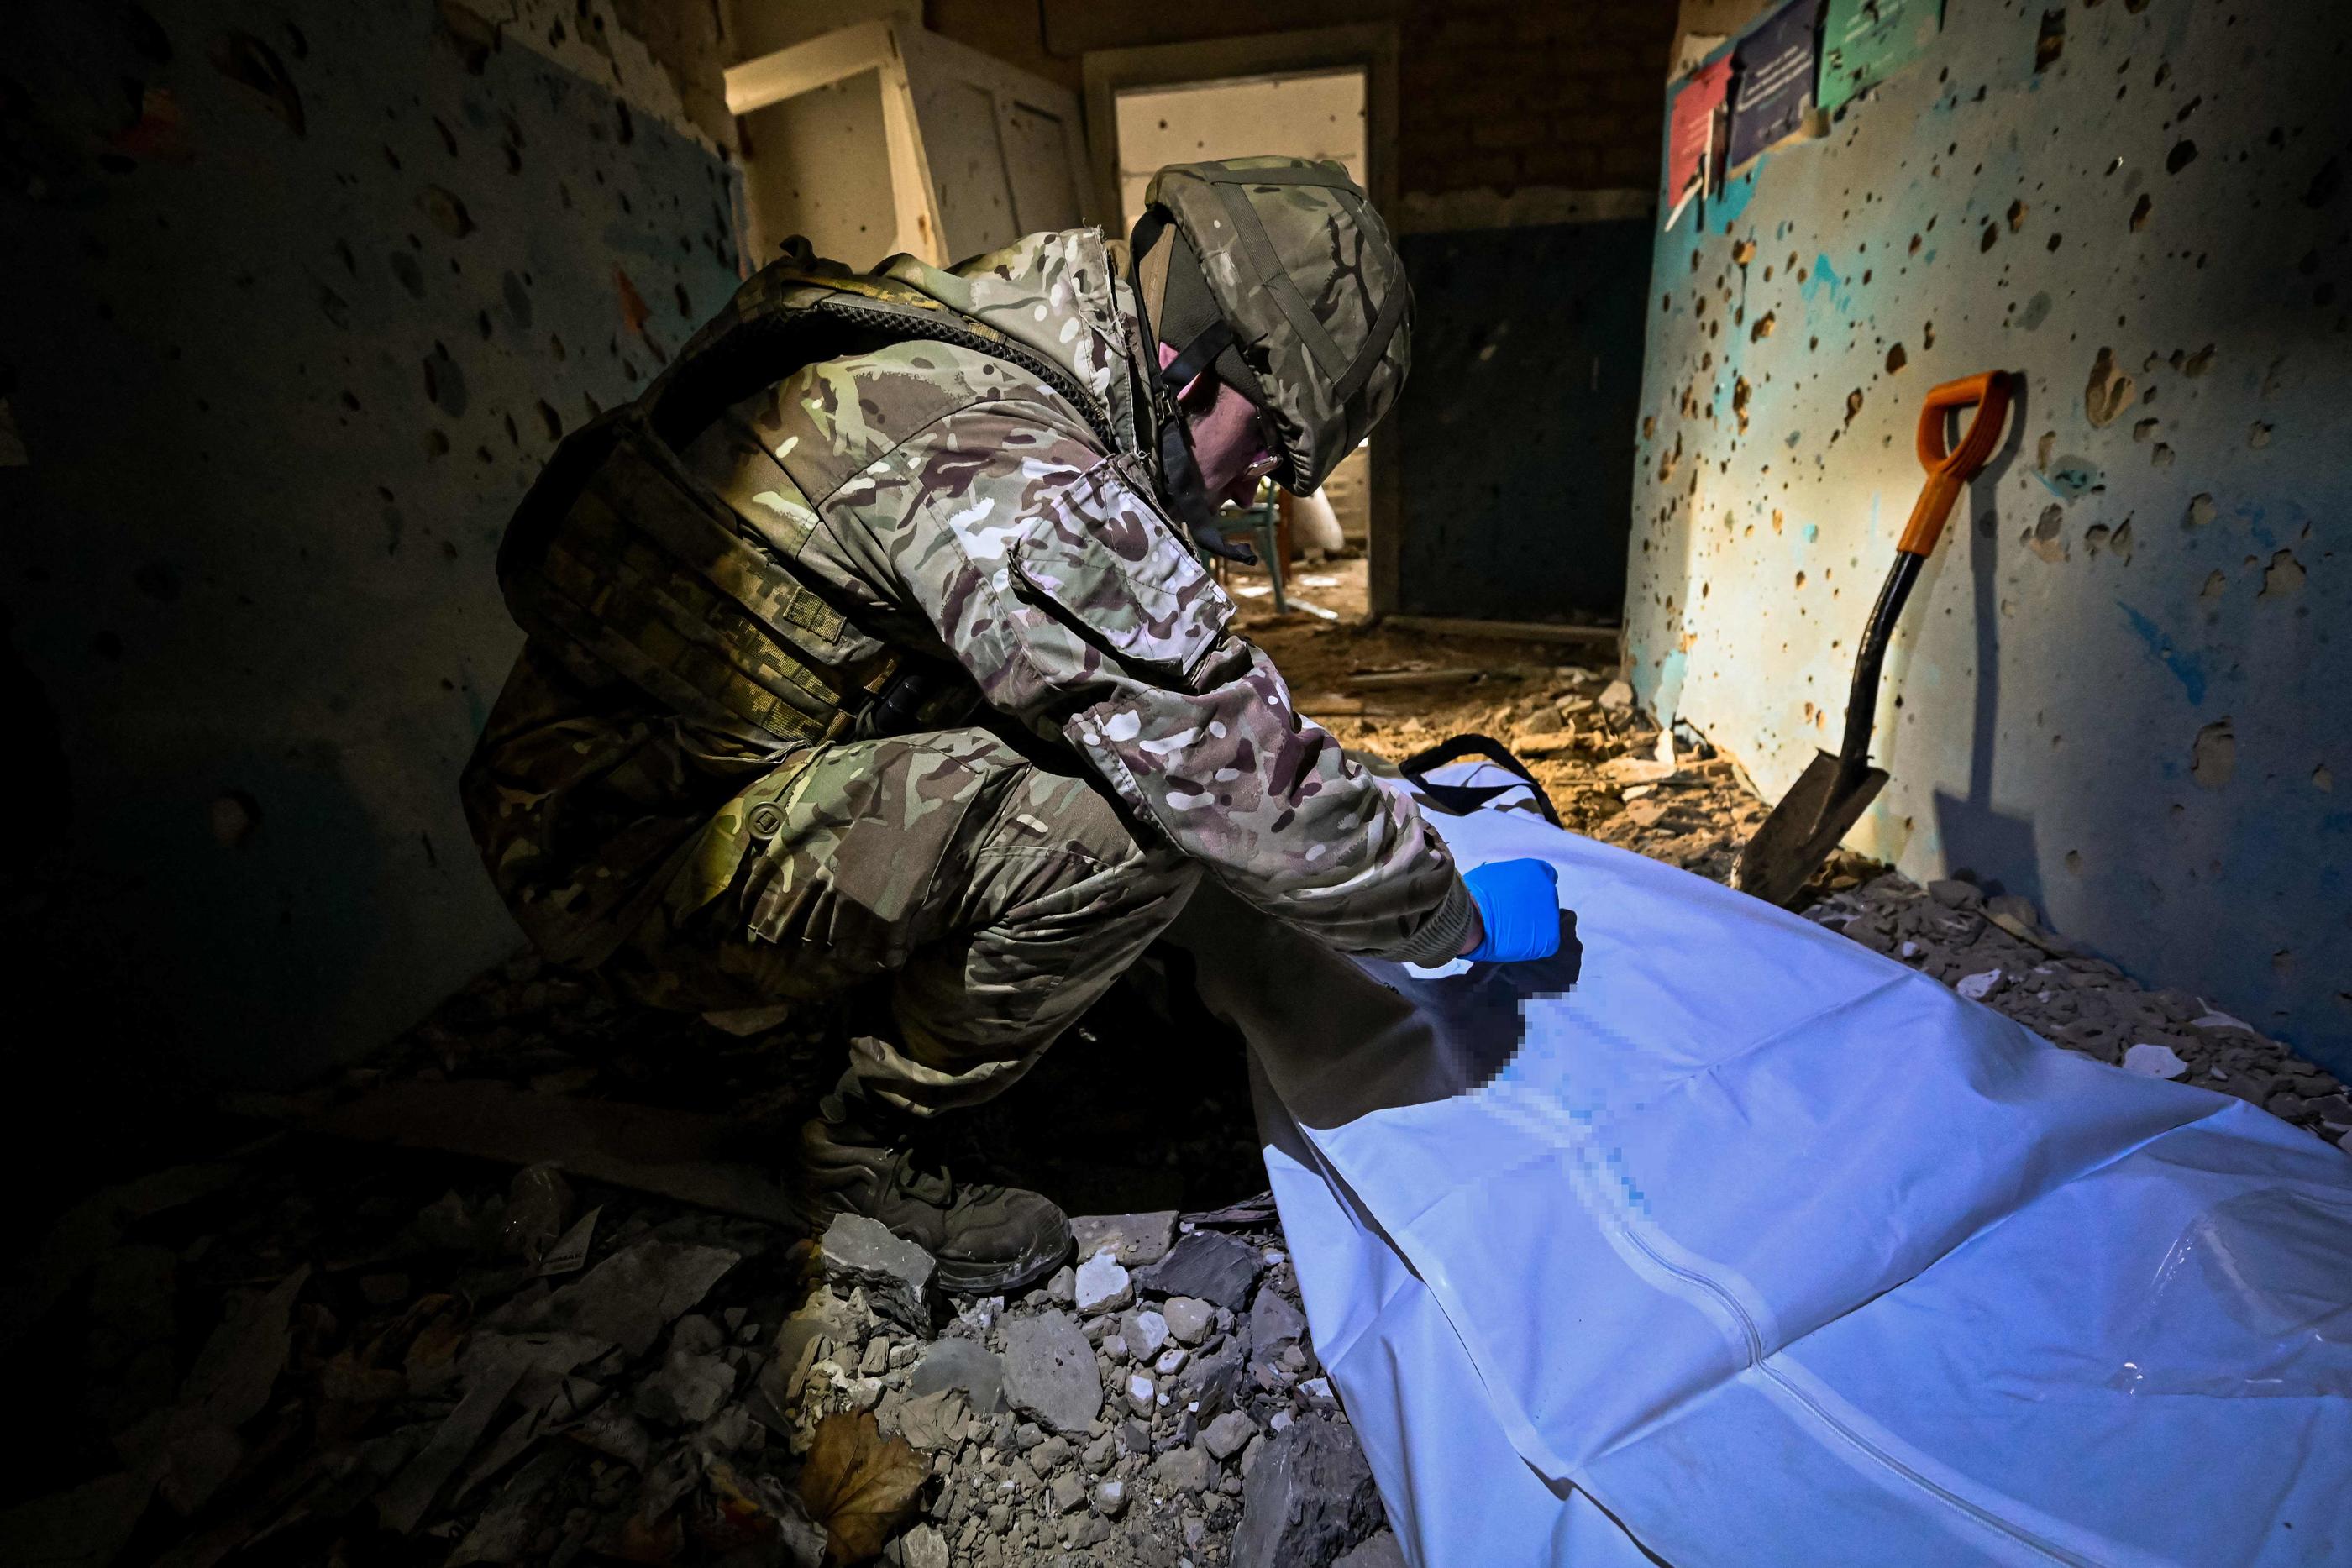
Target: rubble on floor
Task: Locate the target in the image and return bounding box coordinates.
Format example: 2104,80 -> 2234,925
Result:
13,612 -> 2344,1567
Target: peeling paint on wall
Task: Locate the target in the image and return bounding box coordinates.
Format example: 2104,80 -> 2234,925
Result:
1629,0 -> 2352,1069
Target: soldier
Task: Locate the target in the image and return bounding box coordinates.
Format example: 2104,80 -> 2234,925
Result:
462,158 -> 1563,1293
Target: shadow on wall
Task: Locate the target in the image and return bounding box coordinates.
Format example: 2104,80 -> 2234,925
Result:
0,0 -> 745,1155
1626,1 -> 2352,1069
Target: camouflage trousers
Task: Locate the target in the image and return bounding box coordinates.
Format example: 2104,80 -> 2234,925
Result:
606,726 -> 1201,1117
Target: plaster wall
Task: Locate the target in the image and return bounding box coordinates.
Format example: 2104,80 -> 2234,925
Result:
1627,0 -> 2352,1067
0,1 -> 744,1095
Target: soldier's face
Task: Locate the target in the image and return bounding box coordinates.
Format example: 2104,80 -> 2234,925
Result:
1185,377 -> 1276,506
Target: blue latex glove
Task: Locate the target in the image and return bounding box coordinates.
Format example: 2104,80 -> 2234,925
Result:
1460,858 -> 1562,962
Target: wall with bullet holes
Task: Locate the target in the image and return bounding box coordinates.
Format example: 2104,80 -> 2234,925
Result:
1627,0 -> 2352,1069
0,2 -> 745,1090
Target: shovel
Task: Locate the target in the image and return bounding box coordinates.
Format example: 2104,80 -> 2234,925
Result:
1732,370 -> 2013,906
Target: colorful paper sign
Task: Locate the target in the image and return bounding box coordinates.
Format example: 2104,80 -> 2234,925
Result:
1665,56 -> 1733,229
1727,0 -> 1824,171
1819,0 -> 1944,113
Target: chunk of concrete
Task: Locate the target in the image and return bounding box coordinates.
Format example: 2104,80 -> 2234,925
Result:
1074,1251 -> 1134,1317
1001,1310 -> 1102,1435
1135,1230 -> 1263,1310
1069,1211 -> 1179,1266
817,1215 -> 933,1333
907,1336 -> 1005,1414
1230,1415 -> 1383,1568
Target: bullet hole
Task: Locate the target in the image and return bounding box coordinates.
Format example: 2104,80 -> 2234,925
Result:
549,332 -> 566,361
503,412 -> 519,447
1751,312 -> 1776,340
1794,571 -> 1807,590
318,286 -> 349,328
2064,850 -> 2083,874
2200,569 -> 2227,598
2019,291 -> 2053,330
382,144 -> 402,172
419,185 -> 473,238
339,389 -> 360,411
2083,347 -> 2134,427
2046,233 -> 2063,252
2186,493 -> 2216,527
2152,443 -> 2173,467
2129,193 -> 2153,233
1732,239 -> 1756,265
1733,376 -> 1751,433
2302,155 -> 2340,209
388,250 -> 425,299
2183,343 -> 2216,377
537,400 -> 563,440
1845,388 -> 1864,425
421,342 -> 466,417
433,116 -> 458,157
2248,422 -> 2273,448
424,429 -> 449,458
615,100 -> 635,145
207,30 -> 304,136
2260,550 -> 2306,597
210,790 -> 261,847
2007,199 -> 2028,232
2166,139 -> 2197,175
2086,520 -> 2134,562
132,561 -> 181,601
1772,509 -> 1785,534
2034,10 -> 2066,71
675,281 -> 693,319
2190,718 -> 2235,790
437,1 -> 502,74
2316,763 -> 2335,792
2026,505 -> 2067,562
1980,223 -> 1998,253
614,268 -> 651,337
2037,432 -> 2058,469
1886,343 -> 1908,374
1923,321 -> 1936,349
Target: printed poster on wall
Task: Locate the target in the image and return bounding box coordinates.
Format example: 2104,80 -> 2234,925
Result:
1819,0 -> 1944,113
1727,0 -> 1824,172
1665,55 -> 1732,230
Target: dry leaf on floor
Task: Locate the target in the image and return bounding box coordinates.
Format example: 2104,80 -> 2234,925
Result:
796,1410 -> 927,1564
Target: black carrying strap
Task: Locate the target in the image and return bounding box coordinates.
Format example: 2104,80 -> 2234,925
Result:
1397,734 -> 1563,828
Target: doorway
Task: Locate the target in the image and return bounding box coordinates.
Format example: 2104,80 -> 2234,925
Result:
1084,24 -> 1404,615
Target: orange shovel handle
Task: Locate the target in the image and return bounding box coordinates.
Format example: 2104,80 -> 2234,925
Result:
1899,371 -> 2013,556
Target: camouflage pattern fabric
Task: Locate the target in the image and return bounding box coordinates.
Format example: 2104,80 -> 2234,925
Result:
464,225 -> 1472,1106
603,726 -> 1199,1116
1141,157 -> 1413,495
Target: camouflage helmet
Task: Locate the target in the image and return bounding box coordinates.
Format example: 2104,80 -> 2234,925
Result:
1132,156 -> 1414,501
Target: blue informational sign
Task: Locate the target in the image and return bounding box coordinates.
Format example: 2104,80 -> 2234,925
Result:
1727,0 -> 1824,171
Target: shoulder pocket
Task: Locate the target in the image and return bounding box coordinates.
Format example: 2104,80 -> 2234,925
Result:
1007,458 -> 1236,685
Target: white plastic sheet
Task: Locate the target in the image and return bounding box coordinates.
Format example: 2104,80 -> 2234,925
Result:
1176,765 -> 2352,1566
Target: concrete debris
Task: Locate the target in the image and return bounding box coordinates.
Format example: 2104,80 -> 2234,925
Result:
633,1348 -> 736,1425
1001,1309 -> 1104,1435
1070,1210 -> 1180,1266
907,1336 -> 1005,1413
1160,1294 -> 1216,1345
1136,1228 -> 1265,1309
2124,1042 -> 2192,1080
1204,1409 -> 1258,1460
1074,1250 -> 1135,1316
1230,1414 -> 1384,1568
1119,1306 -> 1171,1362
1249,1284 -> 1309,1356
817,1214 -> 935,1333
1336,1529 -> 1410,1568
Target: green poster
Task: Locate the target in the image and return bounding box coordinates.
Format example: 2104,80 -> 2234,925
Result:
1818,0 -> 1944,113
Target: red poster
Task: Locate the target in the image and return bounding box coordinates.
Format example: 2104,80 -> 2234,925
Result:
1666,56 -> 1732,229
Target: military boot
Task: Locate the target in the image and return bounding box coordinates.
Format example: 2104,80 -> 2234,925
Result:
796,1084 -> 1073,1295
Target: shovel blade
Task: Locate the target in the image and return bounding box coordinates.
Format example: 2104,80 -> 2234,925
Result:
1732,750 -> 1889,907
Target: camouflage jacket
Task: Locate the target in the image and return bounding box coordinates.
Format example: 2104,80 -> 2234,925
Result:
463,230 -> 1473,969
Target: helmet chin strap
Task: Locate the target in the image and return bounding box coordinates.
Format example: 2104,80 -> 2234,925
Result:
1150,318 -> 1257,564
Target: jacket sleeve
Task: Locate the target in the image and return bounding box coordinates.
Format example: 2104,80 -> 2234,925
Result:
865,410 -> 1474,962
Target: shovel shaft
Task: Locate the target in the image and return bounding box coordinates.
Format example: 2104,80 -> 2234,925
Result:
1838,553 -> 1923,776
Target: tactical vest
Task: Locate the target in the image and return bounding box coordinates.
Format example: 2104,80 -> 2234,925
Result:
496,244 -> 1123,754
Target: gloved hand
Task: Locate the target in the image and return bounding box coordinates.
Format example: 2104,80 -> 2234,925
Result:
1460,858 -> 1562,962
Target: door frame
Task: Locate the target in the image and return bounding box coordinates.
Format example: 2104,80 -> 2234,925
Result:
1082,24 -> 1406,617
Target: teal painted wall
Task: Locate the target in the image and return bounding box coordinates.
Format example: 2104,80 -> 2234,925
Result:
1627,0 -> 2352,1068
0,3 -> 743,1107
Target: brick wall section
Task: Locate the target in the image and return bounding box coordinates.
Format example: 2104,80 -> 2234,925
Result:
1398,2 -> 1679,196
927,0 -> 1680,199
